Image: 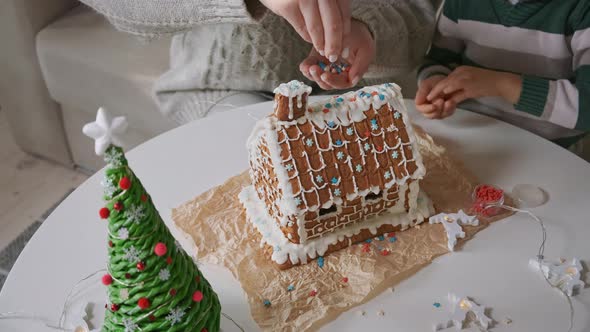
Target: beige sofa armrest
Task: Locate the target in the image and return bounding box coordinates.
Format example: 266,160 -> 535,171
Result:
0,0 -> 78,166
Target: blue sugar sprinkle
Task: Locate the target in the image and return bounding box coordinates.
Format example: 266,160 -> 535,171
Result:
318,61 -> 327,71
378,235 -> 385,241
318,256 -> 325,268
365,239 -> 372,243
287,285 -> 295,291
336,97 -> 344,103
325,103 -> 333,109
336,66 -> 342,74
389,237 -> 397,243
264,299 -> 271,307
379,94 -> 385,100
327,121 -> 336,128
433,302 -> 441,308
335,140 -> 342,146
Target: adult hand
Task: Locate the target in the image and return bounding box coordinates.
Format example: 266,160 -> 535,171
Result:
299,19 -> 374,90
259,0 -> 351,62
426,66 -> 522,117
415,75 -> 446,119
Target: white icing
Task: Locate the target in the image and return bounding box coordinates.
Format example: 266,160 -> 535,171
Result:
529,257 -> 585,296
434,293 -> 492,331
273,80 -> 312,119
239,185 -> 435,265
429,210 -> 479,251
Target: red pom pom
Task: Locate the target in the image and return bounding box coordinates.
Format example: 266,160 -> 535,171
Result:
154,242 -> 167,257
192,290 -> 203,302
99,207 -> 110,219
166,256 -> 173,265
141,194 -> 148,202
102,274 -> 113,285
195,276 -> 201,283
108,241 -> 113,248
119,176 -> 131,190
125,273 -> 132,279
169,288 -> 177,296
136,261 -> 145,271
111,303 -> 119,312
201,329 -> 208,332
113,201 -> 123,211
138,297 -> 150,309
149,315 -> 156,321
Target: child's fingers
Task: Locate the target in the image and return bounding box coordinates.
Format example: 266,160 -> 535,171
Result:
426,78 -> 450,101
310,66 -> 334,90
321,72 -> 351,89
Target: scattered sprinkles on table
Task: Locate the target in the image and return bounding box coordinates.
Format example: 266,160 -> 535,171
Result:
263,299 -> 272,307
433,302 -> 441,308
317,256 -> 324,268
287,285 -> 295,292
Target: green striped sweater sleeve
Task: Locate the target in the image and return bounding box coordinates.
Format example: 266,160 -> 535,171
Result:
417,0 -> 464,82
515,3 -> 590,131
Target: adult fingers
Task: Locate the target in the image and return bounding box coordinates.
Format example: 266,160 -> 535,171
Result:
284,6 -> 312,43
441,100 -> 457,118
348,46 -> 372,87
318,0 -> 343,62
310,66 -> 334,90
416,103 -> 436,114
415,84 -> 432,105
338,0 -> 351,59
300,0 -> 325,54
321,72 -> 351,89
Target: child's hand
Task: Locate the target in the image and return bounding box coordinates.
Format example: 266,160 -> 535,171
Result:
426,66 -> 522,115
415,75 -> 447,119
299,19 -> 375,90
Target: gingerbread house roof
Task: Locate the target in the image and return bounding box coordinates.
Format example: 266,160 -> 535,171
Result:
248,82 -> 425,217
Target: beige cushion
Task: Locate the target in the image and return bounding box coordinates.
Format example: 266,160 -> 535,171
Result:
36,5 -> 175,136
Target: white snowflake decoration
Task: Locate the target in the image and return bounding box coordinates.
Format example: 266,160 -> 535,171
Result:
346,127 -> 354,135
384,171 -> 391,179
123,246 -> 141,263
125,204 -> 146,224
122,318 -> 139,332
336,151 -> 345,160
165,307 -> 186,326
529,257 -> 585,296
316,175 -> 324,183
82,107 -> 128,156
429,210 -> 479,251
392,151 -> 399,159
370,122 -> 379,130
119,289 -> 130,301
118,227 -> 129,240
363,143 -> 371,151
394,111 -> 401,119
434,293 -> 492,331
159,268 -> 171,281
101,174 -> 117,198
285,163 -> 294,171
305,138 -> 314,146
355,164 -> 363,172
104,148 -> 123,167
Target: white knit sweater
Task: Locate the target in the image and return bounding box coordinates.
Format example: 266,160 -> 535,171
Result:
81,0 -> 438,123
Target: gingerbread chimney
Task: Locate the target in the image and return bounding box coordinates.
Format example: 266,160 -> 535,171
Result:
273,80 -> 312,121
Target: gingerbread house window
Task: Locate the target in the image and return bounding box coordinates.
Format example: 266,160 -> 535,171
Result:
319,205 -> 338,217
365,192 -> 383,201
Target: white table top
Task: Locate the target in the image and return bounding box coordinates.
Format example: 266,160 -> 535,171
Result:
1,100 -> 589,332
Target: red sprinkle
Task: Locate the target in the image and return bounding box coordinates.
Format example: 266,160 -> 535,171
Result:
309,290 -> 318,297
136,261 -> 146,271
149,315 -> 156,321
342,277 -> 349,283
113,201 -> 123,211
322,108 -> 330,113
166,256 -> 173,265
141,194 -> 148,202
380,249 -> 390,256
170,288 -> 177,296
111,303 -> 119,312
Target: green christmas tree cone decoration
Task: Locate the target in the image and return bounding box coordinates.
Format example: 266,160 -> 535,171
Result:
84,108 -> 221,332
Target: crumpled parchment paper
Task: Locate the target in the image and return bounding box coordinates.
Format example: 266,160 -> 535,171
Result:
172,126 -> 512,331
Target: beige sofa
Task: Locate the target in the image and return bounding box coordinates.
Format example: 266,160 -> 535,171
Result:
1,0 -> 174,172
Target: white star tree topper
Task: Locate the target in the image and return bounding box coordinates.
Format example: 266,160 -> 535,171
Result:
82,107 -> 128,156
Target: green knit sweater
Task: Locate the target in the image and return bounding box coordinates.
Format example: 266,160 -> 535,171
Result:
418,0 -> 590,140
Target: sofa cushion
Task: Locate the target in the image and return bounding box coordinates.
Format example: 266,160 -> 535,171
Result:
36,5 -> 175,136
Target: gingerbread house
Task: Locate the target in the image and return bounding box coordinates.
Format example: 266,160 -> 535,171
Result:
239,80 -> 434,269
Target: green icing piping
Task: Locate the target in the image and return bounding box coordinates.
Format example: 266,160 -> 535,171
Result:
100,146 -> 221,332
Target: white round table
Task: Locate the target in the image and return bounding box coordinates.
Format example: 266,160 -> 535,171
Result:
1,100 -> 589,332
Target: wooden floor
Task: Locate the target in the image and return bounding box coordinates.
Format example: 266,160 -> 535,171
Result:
0,110 -> 88,250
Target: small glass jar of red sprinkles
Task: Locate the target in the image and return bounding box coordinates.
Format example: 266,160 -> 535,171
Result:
471,184 -> 504,217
